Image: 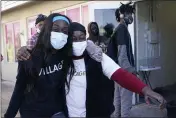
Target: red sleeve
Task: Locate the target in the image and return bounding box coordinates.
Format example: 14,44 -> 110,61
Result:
111,68 -> 147,94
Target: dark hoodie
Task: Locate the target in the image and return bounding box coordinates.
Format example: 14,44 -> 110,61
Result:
87,22 -> 109,53
103,23 -> 114,40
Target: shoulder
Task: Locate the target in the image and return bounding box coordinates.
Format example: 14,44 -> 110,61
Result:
17,59 -> 33,69
18,50 -> 43,68
118,24 -> 126,29
115,24 -> 127,32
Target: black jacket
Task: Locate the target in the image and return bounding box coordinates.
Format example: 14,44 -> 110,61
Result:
65,52 -> 115,117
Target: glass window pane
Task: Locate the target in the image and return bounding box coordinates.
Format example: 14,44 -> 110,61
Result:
5,23 -> 15,62
59,11 -> 65,15
66,7 -> 80,22
82,5 -> 89,26
94,9 -> 117,35
82,5 -> 89,34
13,22 -> 21,62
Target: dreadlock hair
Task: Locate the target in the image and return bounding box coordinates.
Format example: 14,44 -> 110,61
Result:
115,2 -> 135,22
119,2 -> 135,14
26,13 -> 75,94
103,23 -> 114,38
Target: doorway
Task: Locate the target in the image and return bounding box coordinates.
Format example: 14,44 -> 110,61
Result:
88,1 -> 136,104
88,1 -> 135,52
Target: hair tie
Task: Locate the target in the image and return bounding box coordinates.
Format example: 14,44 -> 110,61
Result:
53,16 -> 70,24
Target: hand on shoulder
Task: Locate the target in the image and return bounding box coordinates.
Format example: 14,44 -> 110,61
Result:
17,46 -> 31,61
86,40 -> 103,62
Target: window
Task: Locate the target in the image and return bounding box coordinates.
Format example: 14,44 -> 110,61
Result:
5,21 -> 21,62
13,22 -> 21,62
51,3 -> 90,26
59,11 -> 66,15
27,16 -> 37,39
82,5 -> 89,31
66,7 -> 80,22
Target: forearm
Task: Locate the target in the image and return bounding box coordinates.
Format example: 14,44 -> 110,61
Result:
101,53 -> 145,94
86,40 -> 103,62
26,40 -> 35,50
26,34 -> 38,50
111,68 -> 147,94
118,45 -> 135,73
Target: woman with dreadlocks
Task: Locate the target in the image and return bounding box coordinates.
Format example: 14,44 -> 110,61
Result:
4,13 -> 74,118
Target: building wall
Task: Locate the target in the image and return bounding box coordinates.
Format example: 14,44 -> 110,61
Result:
1,1 -> 134,82
1,1 -> 29,11
1,1 -> 86,81
136,1 -> 176,88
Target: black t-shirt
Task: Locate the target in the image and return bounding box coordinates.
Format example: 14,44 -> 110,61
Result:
115,23 -> 134,66
4,51 -> 66,118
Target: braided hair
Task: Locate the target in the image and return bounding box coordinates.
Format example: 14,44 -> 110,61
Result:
115,2 -> 135,22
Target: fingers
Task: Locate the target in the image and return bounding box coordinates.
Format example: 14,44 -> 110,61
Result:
143,88 -> 167,109
158,96 -> 167,109
150,92 -> 167,109
23,51 -> 31,59
20,55 -> 29,61
17,46 -> 31,61
153,93 -> 167,109
144,96 -> 150,104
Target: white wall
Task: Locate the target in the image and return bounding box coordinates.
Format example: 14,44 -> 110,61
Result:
136,1 -> 176,88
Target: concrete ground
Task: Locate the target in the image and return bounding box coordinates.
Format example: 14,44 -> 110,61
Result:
1,80 -> 167,117
1,80 -> 20,117
129,103 -> 167,117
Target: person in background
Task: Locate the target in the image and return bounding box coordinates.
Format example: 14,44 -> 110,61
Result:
103,23 -> 114,42
87,22 -> 109,53
27,14 -> 47,51
107,2 -> 137,117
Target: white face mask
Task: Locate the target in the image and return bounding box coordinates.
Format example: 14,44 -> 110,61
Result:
36,28 -> 40,33
50,32 -> 68,50
72,41 -> 87,56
